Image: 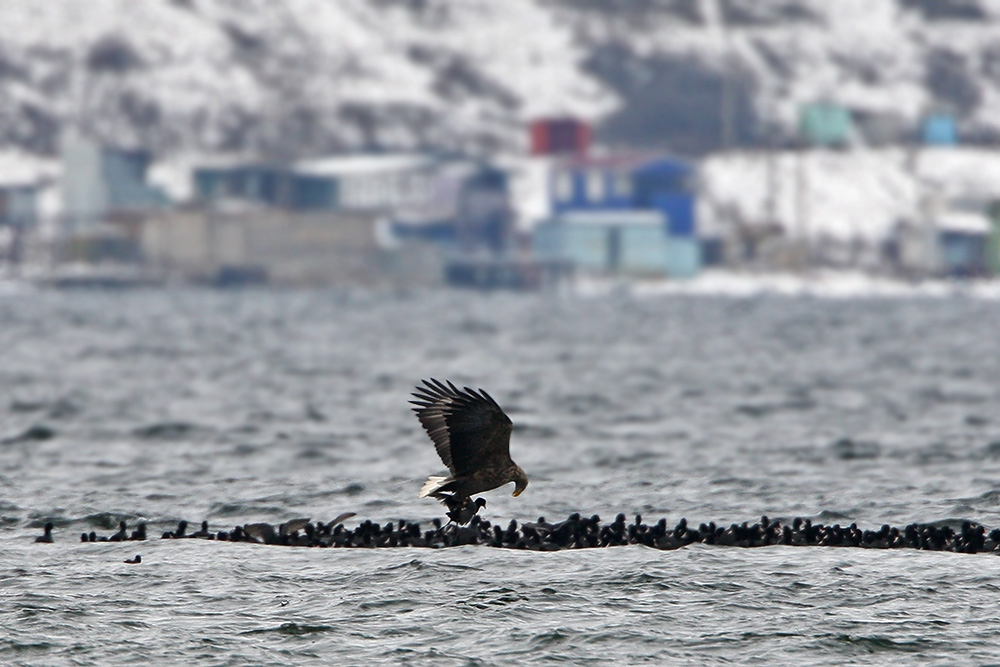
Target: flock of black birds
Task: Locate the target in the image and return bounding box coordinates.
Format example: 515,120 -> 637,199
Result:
28,380 -> 1000,558
32,513 -> 1000,555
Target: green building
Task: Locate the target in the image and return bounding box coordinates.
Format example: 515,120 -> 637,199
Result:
799,102 -> 854,147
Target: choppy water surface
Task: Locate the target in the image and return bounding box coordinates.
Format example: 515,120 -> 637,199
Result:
2,288 -> 1000,665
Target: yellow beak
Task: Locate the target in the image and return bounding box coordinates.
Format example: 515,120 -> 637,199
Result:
512,489 -> 522,497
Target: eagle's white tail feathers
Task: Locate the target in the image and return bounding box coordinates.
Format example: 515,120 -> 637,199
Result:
419,475 -> 451,498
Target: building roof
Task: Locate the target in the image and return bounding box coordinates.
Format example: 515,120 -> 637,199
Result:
555,152 -> 659,172
0,151 -> 57,188
556,210 -> 666,227
554,151 -> 692,173
294,154 -> 439,177
936,210 -> 990,235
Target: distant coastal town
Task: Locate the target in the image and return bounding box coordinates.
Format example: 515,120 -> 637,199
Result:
1,111 -> 999,290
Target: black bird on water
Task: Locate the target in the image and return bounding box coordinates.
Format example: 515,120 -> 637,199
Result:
130,523 -> 147,541
109,521 -> 128,542
124,555 -> 141,564
35,522 -> 54,543
446,497 -> 487,525
190,521 -> 211,539
410,379 -> 527,524
162,520 -> 188,539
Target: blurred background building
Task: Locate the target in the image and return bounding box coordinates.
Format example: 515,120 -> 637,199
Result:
1,0 -> 1000,286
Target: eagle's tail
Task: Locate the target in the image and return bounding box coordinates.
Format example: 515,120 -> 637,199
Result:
419,475 -> 453,499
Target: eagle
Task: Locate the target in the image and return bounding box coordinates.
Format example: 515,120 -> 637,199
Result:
411,379 -> 527,522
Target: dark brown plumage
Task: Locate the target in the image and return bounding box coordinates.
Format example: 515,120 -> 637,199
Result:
411,379 -> 527,515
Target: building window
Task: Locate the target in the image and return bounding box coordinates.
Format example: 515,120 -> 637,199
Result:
341,178 -> 358,208
247,174 -> 261,199
587,171 -> 605,202
365,179 -> 380,208
410,174 -> 428,207
354,178 -> 369,207
362,180 -> 373,208
614,173 -> 632,198
555,171 -> 573,202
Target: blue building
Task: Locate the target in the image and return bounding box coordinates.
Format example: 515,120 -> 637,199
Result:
543,154 -> 700,276
0,184 -> 39,229
61,132 -> 170,230
533,210 -> 699,278
195,164 -> 287,205
549,155 -> 696,233
922,114 -> 958,146
194,154 -> 513,253
933,205 -> 991,277
939,230 -> 987,276
194,155 -> 445,213
193,163 -> 338,211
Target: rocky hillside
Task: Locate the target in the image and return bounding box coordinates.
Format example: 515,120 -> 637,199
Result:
2,0 -> 1000,159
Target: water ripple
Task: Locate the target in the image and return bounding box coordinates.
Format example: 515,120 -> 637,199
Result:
1,291 -> 1000,664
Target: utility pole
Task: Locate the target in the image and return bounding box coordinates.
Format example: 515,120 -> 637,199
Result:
721,64 -> 733,151
704,0 -> 734,151
794,137 -> 809,272
765,122 -> 778,229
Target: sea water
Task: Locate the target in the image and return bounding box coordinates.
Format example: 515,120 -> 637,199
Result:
2,288 -> 1000,664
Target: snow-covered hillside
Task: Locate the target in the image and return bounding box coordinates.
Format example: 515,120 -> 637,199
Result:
549,0 -> 1000,152
3,0 -> 1000,159
698,147 -> 1000,243
0,0 -> 612,158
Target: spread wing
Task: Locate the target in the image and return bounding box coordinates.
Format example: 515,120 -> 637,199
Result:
410,378 -> 514,477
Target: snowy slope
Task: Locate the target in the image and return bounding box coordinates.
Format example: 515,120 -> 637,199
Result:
698,147 -> 1000,242
6,0 -> 1000,245
5,1 -> 1000,159
0,0 -> 613,157
548,0 -> 1000,152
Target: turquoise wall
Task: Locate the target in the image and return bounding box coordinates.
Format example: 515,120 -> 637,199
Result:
533,211 -> 702,277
